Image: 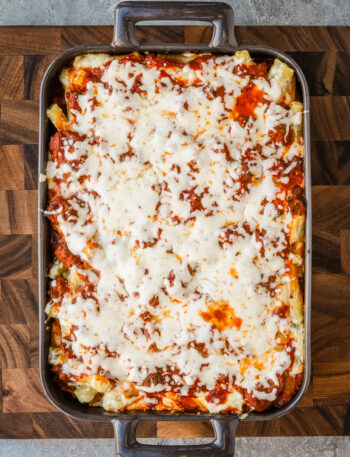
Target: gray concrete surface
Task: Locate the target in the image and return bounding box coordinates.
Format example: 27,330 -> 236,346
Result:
1,437 -> 350,457
0,0 -> 349,25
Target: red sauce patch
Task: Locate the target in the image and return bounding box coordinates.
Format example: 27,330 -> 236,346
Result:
288,159 -> 304,189
140,311 -> 152,322
145,54 -> 177,69
233,62 -> 268,79
187,160 -> 199,172
268,124 -> 294,147
167,270 -> 175,287
187,55 -> 211,71
245,391 -> 271,411
66,91 -> 81,112
130,73 -> 146,95
84,66 -> 106,83
218,225 -> 243,248
188,341 -> 209,358
273,303 -> 290,319
50,277 -> 69,298
53,235 -> 85,270
119,53 -> 144,65
180,186 -> 208,212
178,396 -> 200,410
149,295 -> 159,308
46,195 -> 78,226
214,143 -> 233,162
273,367 -> 303,408
49,131 -> 66,165
200,301 -> 242,331
231,82 -> 266,127
205,386 -> 229,404
78,277 -> 97,302
120,149 -> 135,162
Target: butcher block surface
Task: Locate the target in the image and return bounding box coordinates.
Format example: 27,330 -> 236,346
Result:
0,24 -> 350,439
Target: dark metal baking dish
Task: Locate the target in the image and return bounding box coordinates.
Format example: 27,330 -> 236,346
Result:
38,2 -> 312,456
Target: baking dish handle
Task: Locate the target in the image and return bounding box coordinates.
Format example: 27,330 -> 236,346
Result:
113,1 -> 237,48
113,417 -> 238,457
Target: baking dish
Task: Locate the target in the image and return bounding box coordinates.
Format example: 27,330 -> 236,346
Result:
38,2 -> 312,456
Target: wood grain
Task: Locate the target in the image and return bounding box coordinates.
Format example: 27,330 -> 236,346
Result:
0,235 -> 32,278
0,146 -> 24,190
2,368 -> 57,413
310,97 -> 350,141
313,375 -> 350,406
60,26 -> 113,49
238,417 -> 281,437
312,231 -> 340,274
23,145 -> 38,190
29,323 -> 39,368
312,270 -> 350,363
0,190 -> 37,234
0,27 -> 62,55
340,230 -> 350,274
0,413 -> 33,438
287,51 -> 336,96
333,52 -> 350,95
32,412 -> 113,439
0,57 -> 24,100
0,24 -> 349,439
243,26 -> 350,52
0,100 -> 39,145
279,407 -> 350,436
0,325 -> 30,368
311,141 -> 350,185
0,279 -> 38,324
24,56 -> 58,101
313,363 -> 350,406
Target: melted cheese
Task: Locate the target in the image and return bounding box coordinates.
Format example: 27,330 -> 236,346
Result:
46,53 -> 304,413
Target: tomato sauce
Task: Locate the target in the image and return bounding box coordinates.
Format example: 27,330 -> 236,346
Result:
66,91 -> 81,112
218,226 -> 243,248
145,53 -> 211,71
188,341 -> 209,358
49,130 -> 87,168
53,234 -> 85,270
149,295 -> 159,307
180,186 -> 207,212
273,303 -> 290,318
178,396 -> 200,410
84,66 -> 106,83
119,149 -> 135,162
214,143 -> 234,162
270,158 -> 305,216
145,54 -> 177,69
268,124 -> 294,147
233,62 -> 268,79
49,131 -> 66,165
130,73 -> 146,95
186,55 -> 211,71
288,159 -> 304,188
50,277 -> 69,298
119,53 -> 143,65
201,302 -> 242,331
46,195 -> 78,226
78,278 -> 97,302
245,391 -> 271,411
205,386 -> 229,404
231,82 -> 267,127
47,53 -> 304,415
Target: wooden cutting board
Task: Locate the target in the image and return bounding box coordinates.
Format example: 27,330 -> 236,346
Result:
0,24 -> 349,439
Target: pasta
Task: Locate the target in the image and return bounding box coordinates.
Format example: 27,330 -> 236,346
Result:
45,51 -> 305,414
